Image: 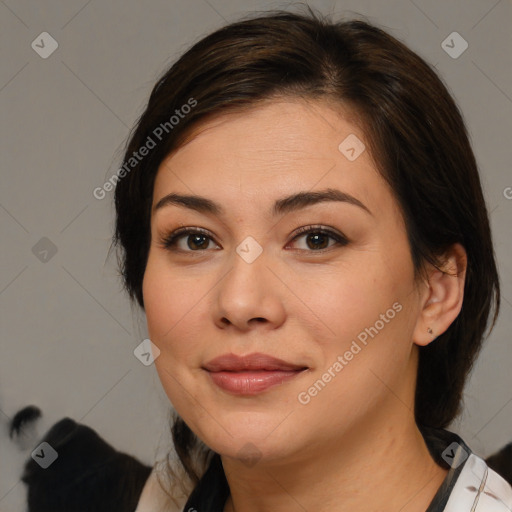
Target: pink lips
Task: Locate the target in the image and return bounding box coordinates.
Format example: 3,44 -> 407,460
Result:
202,353 -> 308,395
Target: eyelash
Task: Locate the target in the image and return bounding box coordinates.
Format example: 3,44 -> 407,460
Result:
159,225 -> 349,254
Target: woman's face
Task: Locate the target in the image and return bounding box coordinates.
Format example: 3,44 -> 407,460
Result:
143,98 -> 427,464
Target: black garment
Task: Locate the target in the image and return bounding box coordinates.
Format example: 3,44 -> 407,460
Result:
21,418 -> 152,512
181,426 -> 470,512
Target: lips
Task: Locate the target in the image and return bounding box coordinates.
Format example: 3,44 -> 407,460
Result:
203,353 -> 307,372
202,353 -> 308,395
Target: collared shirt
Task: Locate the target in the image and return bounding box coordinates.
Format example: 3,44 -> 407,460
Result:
136,427 -> 512,511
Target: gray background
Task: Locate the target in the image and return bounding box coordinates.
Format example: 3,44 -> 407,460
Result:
1,1 -> 511,510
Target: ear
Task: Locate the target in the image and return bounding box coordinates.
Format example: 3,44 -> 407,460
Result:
413,243 -> 467,347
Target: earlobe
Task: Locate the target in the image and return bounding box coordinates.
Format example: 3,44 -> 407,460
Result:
413,243 -> 467,347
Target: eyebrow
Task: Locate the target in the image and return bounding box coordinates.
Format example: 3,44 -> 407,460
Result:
153,188 -> 372,217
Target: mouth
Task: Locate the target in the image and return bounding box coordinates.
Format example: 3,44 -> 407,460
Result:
202,353 -> 309,395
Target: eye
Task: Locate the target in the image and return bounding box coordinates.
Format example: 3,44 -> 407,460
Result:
159,225 -> 349,254
287,225 -> 349,252
160,227 -> 220,252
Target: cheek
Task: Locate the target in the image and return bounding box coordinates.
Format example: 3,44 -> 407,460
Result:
295,251 -> 416,388
143,255 -> 192,351
142,251 -> 217,371
143,258 -> 176,339
294,261 -> 400,345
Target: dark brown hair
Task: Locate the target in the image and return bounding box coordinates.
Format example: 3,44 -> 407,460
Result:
113,5 -> 500,486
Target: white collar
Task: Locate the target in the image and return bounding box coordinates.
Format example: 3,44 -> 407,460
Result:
444,453 -> 512,511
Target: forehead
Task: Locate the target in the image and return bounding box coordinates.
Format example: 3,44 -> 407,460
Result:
153,99 -> 395,220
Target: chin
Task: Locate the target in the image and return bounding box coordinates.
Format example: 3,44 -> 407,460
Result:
195,415 -> 300,463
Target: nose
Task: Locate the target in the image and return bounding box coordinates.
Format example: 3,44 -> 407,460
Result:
213,247 -> 286,332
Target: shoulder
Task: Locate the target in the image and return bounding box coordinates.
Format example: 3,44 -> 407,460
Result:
444,453 -> 512,512
135,466 -> 188,512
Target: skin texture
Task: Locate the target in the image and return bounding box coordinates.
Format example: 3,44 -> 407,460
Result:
142,98 -> 467,512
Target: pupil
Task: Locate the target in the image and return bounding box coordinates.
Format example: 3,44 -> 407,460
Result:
189,235 -> 208,250
308,233 -> 327,250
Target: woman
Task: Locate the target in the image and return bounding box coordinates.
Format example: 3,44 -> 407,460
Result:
113,7 -> 512,512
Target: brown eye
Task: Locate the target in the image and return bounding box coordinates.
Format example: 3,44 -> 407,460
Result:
288,226 -> 349,252
160,225 -> 348,254
161,228 -> 220,252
